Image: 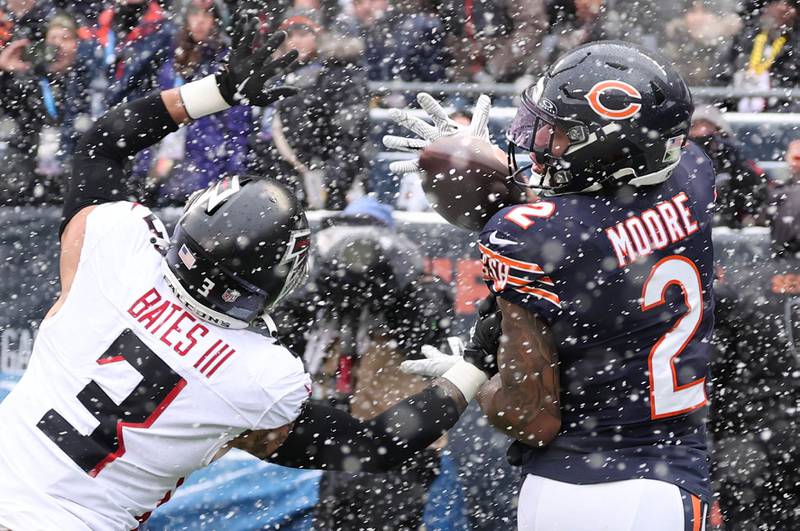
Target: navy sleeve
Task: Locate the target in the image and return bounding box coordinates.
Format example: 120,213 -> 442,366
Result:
478,200 -> 565,325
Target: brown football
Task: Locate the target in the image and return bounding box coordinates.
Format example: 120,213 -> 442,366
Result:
419,135 -> 527,231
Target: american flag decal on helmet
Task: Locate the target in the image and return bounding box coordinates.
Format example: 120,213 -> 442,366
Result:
178,244 -> 197,270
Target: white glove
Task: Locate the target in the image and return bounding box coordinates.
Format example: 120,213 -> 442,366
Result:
401,337 -> 488,402
400,337 -> 466,378
383,92 -> 492,175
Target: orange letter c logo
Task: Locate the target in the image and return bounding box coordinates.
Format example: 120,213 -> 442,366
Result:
585,80 -> 642,120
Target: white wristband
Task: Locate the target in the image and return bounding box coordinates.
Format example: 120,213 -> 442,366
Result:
179,75 -> 231,119
441,360 -> 488,402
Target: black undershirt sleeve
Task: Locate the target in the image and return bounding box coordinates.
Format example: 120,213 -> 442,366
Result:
60,93 -> 179,236
269,385 -> 461,473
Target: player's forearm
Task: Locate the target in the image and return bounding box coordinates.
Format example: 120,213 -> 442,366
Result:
268,381 -> 466,473
75,93 -> 180,167
483,299 -> 561,445
160,88 -> 191,125
478,374 -> 561,446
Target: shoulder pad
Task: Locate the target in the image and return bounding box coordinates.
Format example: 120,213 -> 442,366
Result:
479,200 -> 562,309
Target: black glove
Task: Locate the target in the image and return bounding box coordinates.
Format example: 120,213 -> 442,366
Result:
216,24 -> 299,107
462,295 -> 502,376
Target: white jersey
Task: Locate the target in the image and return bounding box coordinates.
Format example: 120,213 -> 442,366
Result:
0,202 -> 311,531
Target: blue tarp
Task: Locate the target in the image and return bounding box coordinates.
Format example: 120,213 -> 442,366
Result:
140,451 -> 468,530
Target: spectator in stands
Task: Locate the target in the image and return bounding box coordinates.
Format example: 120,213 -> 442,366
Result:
43,14 -> 102,168
0,12 -> 101,204
542,0 -> 648,66
689,105 -> 768,227
718,0 -> 800,111
335,0 -> 395,81
785,138 -> 800,180
438,0 -> 547,82
140,1 -> 251,205
393,1 -> 449,82
51,0 -> 101,25
0,0 -> 53,45
712,184 -> 800,529
662,1 -> 741,86
765,138 -> 800,219
93,0 -> 173,106
336,0 -> 449,83
251,10 -> 369,209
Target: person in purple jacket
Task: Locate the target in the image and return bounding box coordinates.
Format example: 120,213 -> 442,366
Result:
142,0 -> 251,205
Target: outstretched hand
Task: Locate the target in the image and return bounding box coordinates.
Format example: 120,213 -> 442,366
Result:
400,338 -> 467,378
216,24 -> 299,107
383,92 -> 492,175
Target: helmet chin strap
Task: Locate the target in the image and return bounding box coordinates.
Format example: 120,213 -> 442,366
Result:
260,313 -> 279,337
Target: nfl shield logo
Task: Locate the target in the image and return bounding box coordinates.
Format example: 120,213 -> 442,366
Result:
222,288 -> 241,303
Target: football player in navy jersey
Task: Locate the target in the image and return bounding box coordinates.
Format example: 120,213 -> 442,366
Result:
395,41 -> 715,530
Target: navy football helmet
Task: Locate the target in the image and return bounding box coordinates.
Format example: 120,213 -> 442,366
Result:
163,176 -> 311,329
507,40 -> 694,195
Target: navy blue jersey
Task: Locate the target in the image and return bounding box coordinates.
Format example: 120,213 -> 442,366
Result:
479,143 -> 715,501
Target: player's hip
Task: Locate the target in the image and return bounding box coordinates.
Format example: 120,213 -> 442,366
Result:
517,475 -> 707,531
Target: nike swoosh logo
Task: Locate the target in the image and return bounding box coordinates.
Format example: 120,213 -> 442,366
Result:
489,231 -> 518,246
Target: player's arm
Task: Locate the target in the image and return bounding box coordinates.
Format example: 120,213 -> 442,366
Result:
51,28 -> 298,315
232,377 -> 475,473
477,298 -> 561,446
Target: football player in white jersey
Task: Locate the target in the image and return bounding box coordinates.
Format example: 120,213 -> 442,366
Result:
0,28 -> 496,530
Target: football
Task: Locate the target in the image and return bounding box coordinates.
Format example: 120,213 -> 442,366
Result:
419,135 -> 526,231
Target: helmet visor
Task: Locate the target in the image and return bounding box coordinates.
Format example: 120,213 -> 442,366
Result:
507,102 -> 572,161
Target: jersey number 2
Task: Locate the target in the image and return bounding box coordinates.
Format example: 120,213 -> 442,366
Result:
503,202 -> 556,229
37,329 -> 185,477
641,256 -> 707,419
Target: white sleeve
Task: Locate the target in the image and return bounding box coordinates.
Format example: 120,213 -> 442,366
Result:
253,356 -> 312,430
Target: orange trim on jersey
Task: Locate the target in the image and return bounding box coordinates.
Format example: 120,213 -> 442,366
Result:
482,274 -> 557,293
691,495 -> 702,531
478,244 -> 544,274
513,285 -> 561,307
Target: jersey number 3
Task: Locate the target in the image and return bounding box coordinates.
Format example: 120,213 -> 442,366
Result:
641,256 -> 707,419
37,329 -> 185,477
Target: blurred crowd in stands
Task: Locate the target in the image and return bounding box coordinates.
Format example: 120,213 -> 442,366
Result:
0,0 -> 799,224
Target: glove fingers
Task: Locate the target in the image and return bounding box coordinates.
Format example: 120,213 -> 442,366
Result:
469,94 -> 492,140
421,344 -> 448,360
254,30 -> 288,64
382,135 -> 428,152
263,48 -> 299,78
231,20 -> 258,65
268,85 -> 300,100
388,159 -> 421,175
400,360 -> 427,375
388,108 -> 437,141
417,92 -> 451,128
